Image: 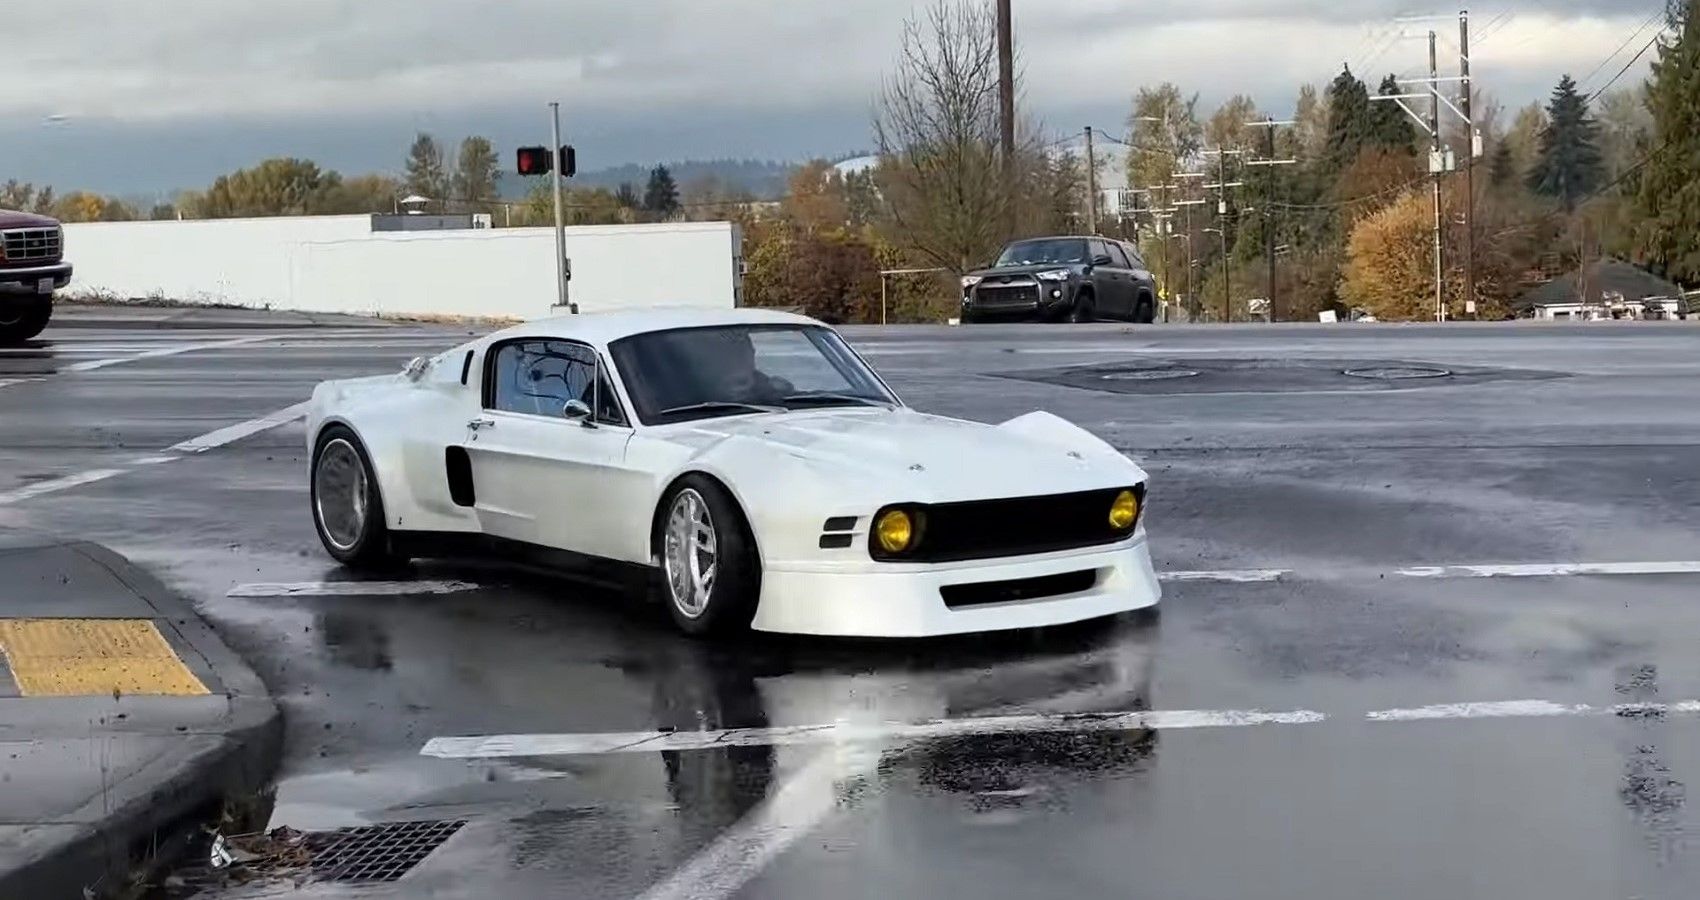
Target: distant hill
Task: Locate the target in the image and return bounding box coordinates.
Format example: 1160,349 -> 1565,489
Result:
556,158 -> 800,199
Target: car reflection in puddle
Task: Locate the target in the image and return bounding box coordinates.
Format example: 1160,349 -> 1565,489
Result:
623,611 -> 1158,838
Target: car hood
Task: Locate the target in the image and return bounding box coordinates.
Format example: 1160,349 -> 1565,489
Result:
668,409 -> 1142,504
967,264 -> 1083,279
0,209 -> 59,229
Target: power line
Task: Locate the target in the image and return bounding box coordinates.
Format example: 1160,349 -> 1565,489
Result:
1580,9 -> 1667,91
1586,27 -> 1664,103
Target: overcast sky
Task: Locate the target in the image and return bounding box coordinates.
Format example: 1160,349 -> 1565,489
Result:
1,0 -> 1664,196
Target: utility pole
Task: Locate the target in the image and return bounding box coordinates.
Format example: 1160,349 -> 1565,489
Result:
1246,118 -> 1298,322
549,101 -> 571,313
1084,126 -> 1098,234
996,0 -> 1015,173
1201,149 -> 1246,323
1374,15 -> 1476,323
1459,9 -> 1477,319
1429,31 -> 1445,323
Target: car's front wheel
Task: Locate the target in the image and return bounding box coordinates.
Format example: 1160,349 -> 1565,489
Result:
1068,291 -> 1096,323
657,475 -> 761,636
310,425 -> 402,569
0,295 -> 52,346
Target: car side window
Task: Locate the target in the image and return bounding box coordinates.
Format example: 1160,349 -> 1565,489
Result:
1090,239 -> 1112,264
486,340 -> 626,425
1106,242 -> 1132,269
1123,243 -> 1147,270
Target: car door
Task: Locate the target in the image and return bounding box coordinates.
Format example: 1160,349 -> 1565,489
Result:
1093,239 -> 1135,318
1120,242 -> 1156,319
465,338 -> 638,561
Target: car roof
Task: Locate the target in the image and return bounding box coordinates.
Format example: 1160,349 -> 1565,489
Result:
482,306 -> 821,347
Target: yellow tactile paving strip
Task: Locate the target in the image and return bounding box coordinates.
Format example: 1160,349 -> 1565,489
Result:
0,619 -> 209,696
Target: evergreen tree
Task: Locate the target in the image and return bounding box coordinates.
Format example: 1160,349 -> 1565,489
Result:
643,165 -> 680,217
1526,75 -> 1604,211
1637,1 -> 1700,281
1488,140 -> 1517,189
1368,74 -> 1418,152
1324,66 -> 1372,173
404,133 -> 448,205
614,182 -> 641,209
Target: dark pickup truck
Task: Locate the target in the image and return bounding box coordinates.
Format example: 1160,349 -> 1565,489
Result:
0,208 -> 71,344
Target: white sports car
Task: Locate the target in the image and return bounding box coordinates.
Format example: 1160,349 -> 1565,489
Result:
305,308 -> 1160,637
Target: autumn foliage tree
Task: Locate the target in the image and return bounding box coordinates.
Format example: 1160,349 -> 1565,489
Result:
1339,191 -> 1442,320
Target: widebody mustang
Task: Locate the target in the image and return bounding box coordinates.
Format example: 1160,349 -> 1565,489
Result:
306,308 -> 1160,637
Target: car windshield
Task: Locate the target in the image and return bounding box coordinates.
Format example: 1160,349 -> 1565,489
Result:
995,239 -> 1088,266
610,324 -> 898,424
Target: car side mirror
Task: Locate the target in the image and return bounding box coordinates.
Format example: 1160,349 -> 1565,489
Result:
563,399 -> 592,421
1091,254 -> 1113,266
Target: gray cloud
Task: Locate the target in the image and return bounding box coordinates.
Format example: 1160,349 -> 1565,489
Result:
0,1 -> 1660,194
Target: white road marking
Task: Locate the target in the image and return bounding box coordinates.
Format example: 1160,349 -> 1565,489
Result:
227,580 -> 482,598
1397,561 -> 1700,579
0,469 -> 128,505
61,334 -> 280,373
1159,568 -> 1289,583
1368,700 -> 1700,722
634,746 -> 882,900
0,402 -> 309,505
167,401 -> 311,453
0,378 -> 41,389
421,708 -> 1327,760
424,698 -> 1700,762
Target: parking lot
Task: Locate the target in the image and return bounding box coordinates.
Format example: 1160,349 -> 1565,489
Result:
4,317 -> 1700,898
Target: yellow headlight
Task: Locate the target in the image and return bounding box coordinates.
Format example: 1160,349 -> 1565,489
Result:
1109,490 -> 1139,530
875,509 -> 915,553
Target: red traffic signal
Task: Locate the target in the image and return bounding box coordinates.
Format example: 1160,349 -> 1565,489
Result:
516,146 -> 552,176
517,145 -> 577,177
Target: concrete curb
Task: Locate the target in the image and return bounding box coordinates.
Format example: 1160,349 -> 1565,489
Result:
0,535 -> 282,900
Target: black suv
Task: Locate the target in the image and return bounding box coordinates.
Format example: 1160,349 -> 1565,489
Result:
961,236 -> 1157,324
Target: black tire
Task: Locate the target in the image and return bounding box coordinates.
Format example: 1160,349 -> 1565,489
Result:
654,474 -> 761,636
1068,291 -> 1097,324
0,295 -> 52,346
310,425 -> 403,569
1133,295 -> 1156,324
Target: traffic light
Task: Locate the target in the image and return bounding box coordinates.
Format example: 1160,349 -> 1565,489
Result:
517,145 -> 577,177
516,146 -> 551,176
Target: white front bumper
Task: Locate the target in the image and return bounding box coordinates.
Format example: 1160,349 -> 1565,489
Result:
750,536 -> 1160,637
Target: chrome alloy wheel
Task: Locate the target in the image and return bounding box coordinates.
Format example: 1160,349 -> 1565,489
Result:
314,438 -> 368,551
663,488 -> 718,618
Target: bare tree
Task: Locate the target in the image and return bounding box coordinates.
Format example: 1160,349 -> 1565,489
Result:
874,0 -> 1012,272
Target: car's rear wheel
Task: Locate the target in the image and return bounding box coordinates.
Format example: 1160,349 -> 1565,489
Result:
1068,291 -> 1096,324
0,296 -> 52,346
657,475 -> 760,636
311,425 -> 402,569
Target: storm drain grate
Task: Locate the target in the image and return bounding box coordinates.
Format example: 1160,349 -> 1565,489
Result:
1342,366 -> 1453,380
308,819 -> 465,882
1098,369 -> 1200,381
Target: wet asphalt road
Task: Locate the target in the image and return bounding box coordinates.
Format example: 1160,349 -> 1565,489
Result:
4,320 -> 1700,899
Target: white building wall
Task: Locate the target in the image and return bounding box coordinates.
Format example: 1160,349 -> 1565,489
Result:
61,217 -> 741,319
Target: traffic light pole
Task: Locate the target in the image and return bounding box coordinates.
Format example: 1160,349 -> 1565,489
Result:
549,101 -> 572,314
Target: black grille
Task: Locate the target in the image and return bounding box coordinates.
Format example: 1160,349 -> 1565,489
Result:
974,283 -> 1039,307
307,819 -> 465,882
941,569 -> 1099,608
1,227 -> 61,262
876,486 -> 1141,563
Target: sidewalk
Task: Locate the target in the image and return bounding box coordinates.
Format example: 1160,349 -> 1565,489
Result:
0,528 -> 281,899
50,301 -> 399,330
